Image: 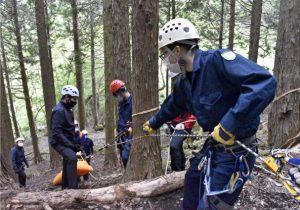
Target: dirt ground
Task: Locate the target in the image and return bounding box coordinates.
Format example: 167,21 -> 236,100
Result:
1,112 -> 300,210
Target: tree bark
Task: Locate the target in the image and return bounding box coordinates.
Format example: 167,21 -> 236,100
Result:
171,0 -> 176,19
112,0 -> 131,89
5,171 -> 185,209
103,0 -> 120,169
218,0 -> 225,49
228,0 -> 236,50
0,64 -> 16,179
268,0 -> 300,148
90,7 -> 99,128
11,0 -> 42,163
0,27 -> 20,138
45,0 -> 54,74
248,0 -> 262,62
167,0 -> 171,21
71,0 -> 86,130
123,0 -> 162,182
35,0 -> 60,168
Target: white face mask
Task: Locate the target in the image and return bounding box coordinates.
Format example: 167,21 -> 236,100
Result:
162,49 -> 182,74
162,45 -> 196,74
165,58 -> 182,74
116,95 -> 124,102
17,142 -> 24,147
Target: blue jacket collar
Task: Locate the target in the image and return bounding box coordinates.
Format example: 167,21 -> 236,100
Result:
193,49 -> 202,72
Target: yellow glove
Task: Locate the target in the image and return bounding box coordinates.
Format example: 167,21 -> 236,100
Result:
211,124 -> 235,145
143,121 -> 156,135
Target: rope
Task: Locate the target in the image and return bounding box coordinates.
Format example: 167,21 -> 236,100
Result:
272,87 -> 300,103
132,107 -> 159,117
97,133 -> 208,151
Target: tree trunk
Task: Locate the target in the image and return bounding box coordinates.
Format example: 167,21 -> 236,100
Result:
112,0 -> 131,89
268,0 -> 300,148
228,0 -> 236,50
171,0 -> 176,19
248,0 -> 262,62
11,0 -> 42,163
5,171 -> 185,209
45,0 -> 54,74
71,0 -> 86,130
167,0 -> 171,21
0,64 -> 16,179
123,0 -> 162,182
218,0 -> 225,49
103,0 -> 120,169
90,8 -> 99,128
0,27 -> 20,138
35,0 -> 60,168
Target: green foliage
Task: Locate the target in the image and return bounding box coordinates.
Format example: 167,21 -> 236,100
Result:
1,0 -> 280,135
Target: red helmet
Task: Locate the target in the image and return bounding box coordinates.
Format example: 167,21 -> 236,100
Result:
110,80 -> 125,94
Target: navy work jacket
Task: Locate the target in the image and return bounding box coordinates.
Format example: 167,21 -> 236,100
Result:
11,146 -> 28,170
117,95 -> 132,133
50,102 -> 76,147
150,49 -> 277,139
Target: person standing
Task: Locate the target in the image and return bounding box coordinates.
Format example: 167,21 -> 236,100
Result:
11,137 -> 29,188
50,85 -> 82,189
109,80 -> 132,168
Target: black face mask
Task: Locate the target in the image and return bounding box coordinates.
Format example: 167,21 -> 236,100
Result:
65,100 -> 77,109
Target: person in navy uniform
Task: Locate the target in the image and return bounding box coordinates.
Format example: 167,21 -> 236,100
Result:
50,85 -> 82,189
10,137 -> 29,188
143,18 -> 277,210
79,129 -> 94,181
110,79 -> 132,168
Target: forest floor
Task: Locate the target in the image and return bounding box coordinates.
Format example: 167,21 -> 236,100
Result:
1,112 -> 300,210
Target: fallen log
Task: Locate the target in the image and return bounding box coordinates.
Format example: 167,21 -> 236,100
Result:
4,171 -> 186,209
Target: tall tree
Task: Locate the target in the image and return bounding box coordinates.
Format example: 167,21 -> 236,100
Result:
123,0 -> 162,182
218,0 -> 225,48
171,0 -> 176,19
248,0 -> 262,62
0,27 -> 20,138
35,0 -> 60,168
103,0 -> 120,169
45,0 -> 54,74
11,0 -> 42,163
90,6 -> 99,128
70,0 -> 86,130
268,0 -> 300,148
1,64 -> 15,178
112,0 -> 131,87
228,0 -> 236,50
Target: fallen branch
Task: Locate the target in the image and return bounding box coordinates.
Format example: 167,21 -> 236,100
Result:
4,171 -> 186,209
280,131 -> 300,149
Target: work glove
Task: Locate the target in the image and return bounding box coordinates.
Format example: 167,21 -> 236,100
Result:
76,151 -> 83,156
211,124 -> 235,145
142,121 -> 156,135
289,166 -> 300,186
126,127 -> 132,136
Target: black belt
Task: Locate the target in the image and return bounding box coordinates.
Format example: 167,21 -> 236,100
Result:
213,135 -> 257,153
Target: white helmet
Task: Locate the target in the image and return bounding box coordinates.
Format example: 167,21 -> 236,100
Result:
61,85 -> 79,97
158,18 -> 200,49
15,137 -> 25,143
82,130 -> 88,135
